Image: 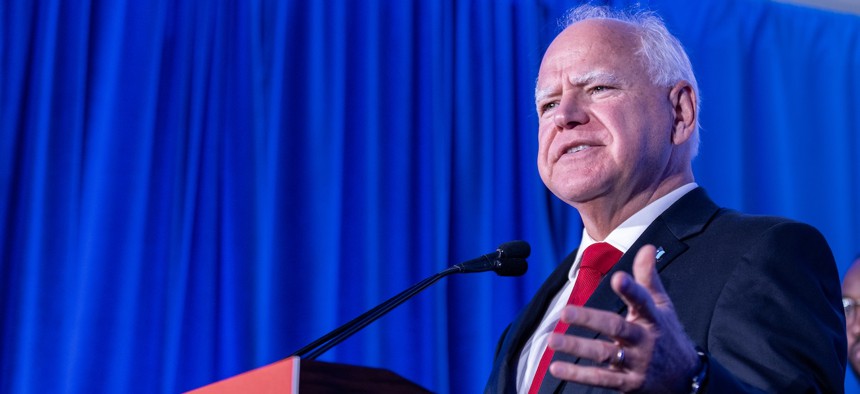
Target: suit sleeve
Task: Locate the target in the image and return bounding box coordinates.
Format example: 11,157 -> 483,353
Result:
703,222 -> 846,393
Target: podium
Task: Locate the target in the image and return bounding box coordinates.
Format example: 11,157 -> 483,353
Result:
186,356 -> 432,393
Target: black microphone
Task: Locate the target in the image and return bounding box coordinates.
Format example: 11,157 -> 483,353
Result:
453,240 -> 530,275
291,240 -> 530,360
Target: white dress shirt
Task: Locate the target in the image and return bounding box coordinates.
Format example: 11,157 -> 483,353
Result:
516,183 -> 698,393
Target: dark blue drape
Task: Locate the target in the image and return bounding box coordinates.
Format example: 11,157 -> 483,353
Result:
2,0 -> 858,393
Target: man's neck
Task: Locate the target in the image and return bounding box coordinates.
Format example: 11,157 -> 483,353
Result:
576,176 -> 693,241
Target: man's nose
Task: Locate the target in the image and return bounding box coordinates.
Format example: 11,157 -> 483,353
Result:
553,95 -> 588,129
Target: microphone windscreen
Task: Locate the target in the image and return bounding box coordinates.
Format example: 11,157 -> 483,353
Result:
498,240 -> 530,259
495,258 -> 528,277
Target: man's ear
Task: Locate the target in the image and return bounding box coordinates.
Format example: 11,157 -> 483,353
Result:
668,81 -> 697,146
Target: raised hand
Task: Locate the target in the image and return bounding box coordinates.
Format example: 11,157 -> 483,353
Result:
546,245 -> 702,393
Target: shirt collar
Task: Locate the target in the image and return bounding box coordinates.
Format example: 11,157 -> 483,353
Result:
569,183 -> 698,281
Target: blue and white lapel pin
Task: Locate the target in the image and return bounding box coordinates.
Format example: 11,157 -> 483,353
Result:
655,246 -> 666,261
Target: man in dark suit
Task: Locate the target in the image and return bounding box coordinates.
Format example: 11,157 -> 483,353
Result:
486,5 -> 845,393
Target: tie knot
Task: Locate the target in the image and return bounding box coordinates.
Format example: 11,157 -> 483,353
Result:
580,242 -> 622,275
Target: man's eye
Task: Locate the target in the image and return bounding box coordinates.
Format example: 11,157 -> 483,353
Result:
590,85 -> 611,93
541,102 -> 558,113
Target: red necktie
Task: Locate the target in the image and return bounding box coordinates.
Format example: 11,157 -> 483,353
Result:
528,242 -> 623,394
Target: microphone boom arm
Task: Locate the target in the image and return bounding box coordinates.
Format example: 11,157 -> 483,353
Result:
289,241 -> 529,360
293,267 -> 459,360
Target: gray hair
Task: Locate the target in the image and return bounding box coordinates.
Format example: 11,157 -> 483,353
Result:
560,4 -> 701,156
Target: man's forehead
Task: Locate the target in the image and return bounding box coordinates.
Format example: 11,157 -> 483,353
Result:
551,18 -> 640,50
537,21 -> 643,76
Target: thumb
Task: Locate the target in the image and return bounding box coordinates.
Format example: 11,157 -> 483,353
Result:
632,245 -> 672,308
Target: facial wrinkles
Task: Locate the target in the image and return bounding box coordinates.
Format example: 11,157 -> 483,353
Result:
538,72 -> 622,171
536,44 -> 580,101
537,24 -> 642,167
538,69 -> 628,137
537,31 -> 636,110
536,70 -> 622,106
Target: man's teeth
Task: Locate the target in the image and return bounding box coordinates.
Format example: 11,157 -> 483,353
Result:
567,145 -> 590,154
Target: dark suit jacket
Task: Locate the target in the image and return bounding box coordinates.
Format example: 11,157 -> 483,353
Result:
485,188 -> 846,393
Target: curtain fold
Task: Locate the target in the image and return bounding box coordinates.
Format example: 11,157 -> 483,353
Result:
2,0 -> 859,393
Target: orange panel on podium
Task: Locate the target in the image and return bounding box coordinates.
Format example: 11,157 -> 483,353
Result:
186,356 -> 431,393
186,357 -> 299,394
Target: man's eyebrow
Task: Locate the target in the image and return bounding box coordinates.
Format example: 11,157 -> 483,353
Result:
572,70 -> 621,86
534,71 -> 622,102
534,87 -> 553,104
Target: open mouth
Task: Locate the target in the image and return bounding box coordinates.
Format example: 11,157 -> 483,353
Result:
566,145 -> 591,154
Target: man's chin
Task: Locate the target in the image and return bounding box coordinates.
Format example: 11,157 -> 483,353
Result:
546,183 -> 607,206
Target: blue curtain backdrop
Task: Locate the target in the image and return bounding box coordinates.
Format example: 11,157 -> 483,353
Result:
2,0 -> 859,393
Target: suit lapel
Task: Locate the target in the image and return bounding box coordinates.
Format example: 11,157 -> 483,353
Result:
538,188 -> 720,394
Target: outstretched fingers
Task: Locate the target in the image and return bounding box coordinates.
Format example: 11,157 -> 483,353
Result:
558,306 -> 644,345
547,328 -> 623,364
549,362 -> 632,391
